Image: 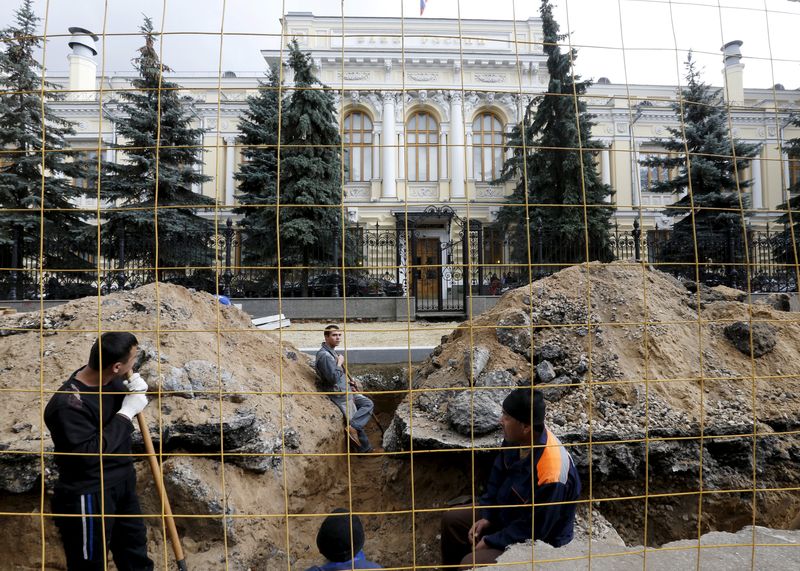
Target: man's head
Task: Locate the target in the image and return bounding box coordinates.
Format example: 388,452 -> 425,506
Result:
316,508 -> 365,562
500,388 -> 545,444
323,324 -> 342,348
88,332 -> 138,382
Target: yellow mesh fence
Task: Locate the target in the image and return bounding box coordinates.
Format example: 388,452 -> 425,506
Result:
0,0 -> 799,570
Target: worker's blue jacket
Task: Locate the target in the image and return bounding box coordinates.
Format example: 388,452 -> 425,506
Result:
479,429 -> 581,550
305,550 -> 382,570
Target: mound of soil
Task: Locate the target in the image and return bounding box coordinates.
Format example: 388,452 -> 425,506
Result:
385,262 -> 800,545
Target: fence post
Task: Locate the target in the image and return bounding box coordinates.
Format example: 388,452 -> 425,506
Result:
726,220 -> 737,288
117,226 -> 127,290
331,223 -> 340,298
223,218 -> 233,297
9,227 -> 18,301
535,215 -> 543,279
632,219 -> 641,263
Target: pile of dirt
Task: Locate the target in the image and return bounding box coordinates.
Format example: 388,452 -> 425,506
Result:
384,262 -> 800,545
0,283 -> 444,569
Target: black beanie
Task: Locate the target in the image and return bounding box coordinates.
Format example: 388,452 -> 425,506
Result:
502,388 -> 545,429
316,508 -> 365,562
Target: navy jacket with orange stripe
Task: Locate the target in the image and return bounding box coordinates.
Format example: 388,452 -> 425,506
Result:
479,428 -> 581,550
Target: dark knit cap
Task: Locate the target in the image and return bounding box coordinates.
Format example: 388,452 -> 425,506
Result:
316,508 -> 365,562
502,388 -> 545,429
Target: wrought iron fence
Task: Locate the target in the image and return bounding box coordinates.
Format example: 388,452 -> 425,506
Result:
2,219 -> 798,301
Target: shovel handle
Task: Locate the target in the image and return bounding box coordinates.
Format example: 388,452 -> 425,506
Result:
127,371 -> 188,569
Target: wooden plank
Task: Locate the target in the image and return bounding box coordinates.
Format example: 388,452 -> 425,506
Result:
251,313 -> 287,327
256,319 -> 291,331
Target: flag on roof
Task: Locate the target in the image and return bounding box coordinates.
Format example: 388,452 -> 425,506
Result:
420,0 -> 427,16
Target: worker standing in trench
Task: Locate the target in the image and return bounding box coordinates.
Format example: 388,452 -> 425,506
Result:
44,332 -> 153,571
315,324 -> 377,453
441,388 -> 581,568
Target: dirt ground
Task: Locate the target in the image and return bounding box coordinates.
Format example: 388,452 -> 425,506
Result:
2,266 -> 800,569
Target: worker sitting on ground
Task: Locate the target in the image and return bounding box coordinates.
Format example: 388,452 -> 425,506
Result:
315,324 -> 376,453
44,332 -> 153,571
441,388 -> 581,569
305,508 -> 382,570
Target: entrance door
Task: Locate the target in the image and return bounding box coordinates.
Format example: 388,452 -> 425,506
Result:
414,238 -> 441,309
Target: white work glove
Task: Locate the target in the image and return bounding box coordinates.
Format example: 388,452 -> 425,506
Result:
118,373 -> 149,420
123,373 -> 148,393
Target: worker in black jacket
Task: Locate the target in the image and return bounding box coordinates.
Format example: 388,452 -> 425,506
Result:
441,388 -> 581,568
45,332 -> 153,571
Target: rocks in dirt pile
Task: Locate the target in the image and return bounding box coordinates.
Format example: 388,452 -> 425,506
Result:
0,447 -> 49,494
445,370 -> 517,437
357,369 -> 408,392
463,345 -> 490,381
447,391 -> 503,436
162,360 -> 247,402
148,408 -> 299,473
496,312 -> 531,358
757,292 -> 792,312
162,458 -> 237,543
724,321 -> 777,357
535,361 -> 556,383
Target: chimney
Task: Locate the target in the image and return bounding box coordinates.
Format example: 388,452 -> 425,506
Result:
721,40 -> 744,106
67,27 -> 98,100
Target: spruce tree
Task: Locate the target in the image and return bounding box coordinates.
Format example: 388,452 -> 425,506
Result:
641,54 -> 758,266
0,0 -> 89,297
773,115 -> 800,267
234,63 -> 281,267
99,17 -> 212,274
495,0 -> 613,266
278,39 -> 342,295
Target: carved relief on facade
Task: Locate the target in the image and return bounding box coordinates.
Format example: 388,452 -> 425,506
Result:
407,72 -> 438,82
475,73 -> 506,83
345,184 -> 371,200
364,92 -> 383,120
338,71 -> 371,81
408,185 -> 438,199
476,184 -> 504,199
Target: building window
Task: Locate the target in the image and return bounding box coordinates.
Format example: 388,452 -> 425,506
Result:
472,112 -> 503,182
639,151 -> 677,192
73,150 -> 100,208
483,225 -> 505,265
343,111 -> 373,182
789,155 -> 800,191
406,111 -> 438,182
736,158 -> 751,191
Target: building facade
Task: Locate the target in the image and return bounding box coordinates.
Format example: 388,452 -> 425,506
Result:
46,13 -> 800,309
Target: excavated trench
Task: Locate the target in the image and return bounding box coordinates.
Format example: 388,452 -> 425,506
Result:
2,268 -> 800,569
344,364 -> 800,566
0,365 -> 797,569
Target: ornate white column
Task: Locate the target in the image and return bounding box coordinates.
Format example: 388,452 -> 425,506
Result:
398,132 -> 406,181
439,130 -> 448,180
224,136 -> 236,206
381,92 -> 397,199
450,91 -> 465,199
601,147 -> 612,203
465,127 -> 473,182
751,155 -> 763,209
631,140 -> 641,207
372,129 -> 381,180
784,152 -> 792,198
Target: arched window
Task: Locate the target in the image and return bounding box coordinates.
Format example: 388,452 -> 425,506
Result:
343,111 -> 373,182
406,111 -> 439,182
472,112 -> 504,182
